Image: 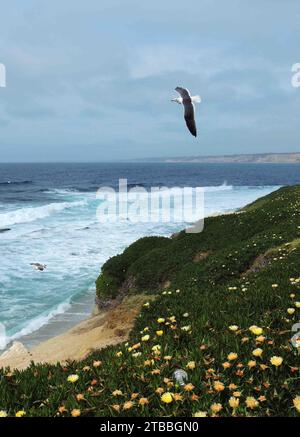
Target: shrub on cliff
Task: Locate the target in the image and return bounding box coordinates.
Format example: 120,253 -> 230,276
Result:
96,236 -> 170,299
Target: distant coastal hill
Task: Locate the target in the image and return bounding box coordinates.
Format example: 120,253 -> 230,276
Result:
135,152 -> 300,164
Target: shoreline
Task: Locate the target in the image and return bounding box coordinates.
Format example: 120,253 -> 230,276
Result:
0,294 -> 152,370
0,187 -> 279,371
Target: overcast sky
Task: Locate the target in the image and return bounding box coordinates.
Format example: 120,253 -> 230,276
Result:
0,0 -> 299,162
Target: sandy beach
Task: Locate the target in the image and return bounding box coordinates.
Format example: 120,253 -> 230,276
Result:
0,294 -> 152,370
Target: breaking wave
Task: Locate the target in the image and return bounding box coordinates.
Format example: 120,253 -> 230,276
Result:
0,200 -> 87,227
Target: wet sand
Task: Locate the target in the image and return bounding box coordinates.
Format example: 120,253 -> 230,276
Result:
0,294 -> 152,370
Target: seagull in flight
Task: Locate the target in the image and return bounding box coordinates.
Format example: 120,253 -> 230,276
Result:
30,263 -> 47,271
172,87 -> 201,137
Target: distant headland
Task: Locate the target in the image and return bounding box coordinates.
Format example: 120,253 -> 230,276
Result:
133,152 -> 300,164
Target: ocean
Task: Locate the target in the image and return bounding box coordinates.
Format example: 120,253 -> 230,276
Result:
1,162 -> 300,350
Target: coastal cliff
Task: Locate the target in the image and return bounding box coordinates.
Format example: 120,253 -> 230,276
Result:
1,186 -> 300,417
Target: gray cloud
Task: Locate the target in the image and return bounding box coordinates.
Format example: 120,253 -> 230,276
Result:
0,0 -> 299,161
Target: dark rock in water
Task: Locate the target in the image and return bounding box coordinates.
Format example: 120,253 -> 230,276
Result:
0,228 -> 11,233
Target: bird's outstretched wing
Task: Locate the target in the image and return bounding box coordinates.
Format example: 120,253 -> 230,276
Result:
175,87 -> 191,99
184,102 -> 197,137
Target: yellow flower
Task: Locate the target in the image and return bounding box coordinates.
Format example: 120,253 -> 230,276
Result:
152,344 -> 161,352
58,405 -> 67,414
67,374 -> 79,383
222,361 -> 231,369
271,284 -> 279,288
112,404 -> 121,412
245,397 -> 259,409
184,383 -> 195,392
93,360 -> 102,367
193,411 -> 207,417
227,352 -> 238,361
233,391 -> 241,397
295,302 -> 300,308
186,361 -> 196,370
156,330 -> 164,336
0,410 -> 8,417
15,410 -> 26,417
71,409 -> 81,417
287,308 -> 295,315
270,356 -> 283,367
214,381 -> 225,392
249,325 -> 263,335
132,352 -> 142,358
252,348 -> 263,357
248,360 -> 257,368
76,393 -> 85,401
112,389 -> 123,396
143,302 -> 150,308
161,392 -> 173,404
116,351 -> 123,357
141,335 -> 150,342
157,318 -> 165,323
293,396 -> 300,413
210,403 -> 223,413
123,401 -> 134,410
229,397 -> 240,409
256,335 -> 266,343
229,325 -> 239,331
228,383 -> 238,390
139,397 -> 149,406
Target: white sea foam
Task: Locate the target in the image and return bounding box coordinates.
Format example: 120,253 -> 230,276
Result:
0,300 -> 71,350
0,200 -> 87,227
204,183 -> 233,192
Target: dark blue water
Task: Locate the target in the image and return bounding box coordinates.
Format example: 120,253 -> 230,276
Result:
0,162 -> 300,205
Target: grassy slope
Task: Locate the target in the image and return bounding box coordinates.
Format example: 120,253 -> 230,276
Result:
1,186 -> 300,417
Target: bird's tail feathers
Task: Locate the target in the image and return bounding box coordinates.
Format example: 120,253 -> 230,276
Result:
191,95 -> 202,103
